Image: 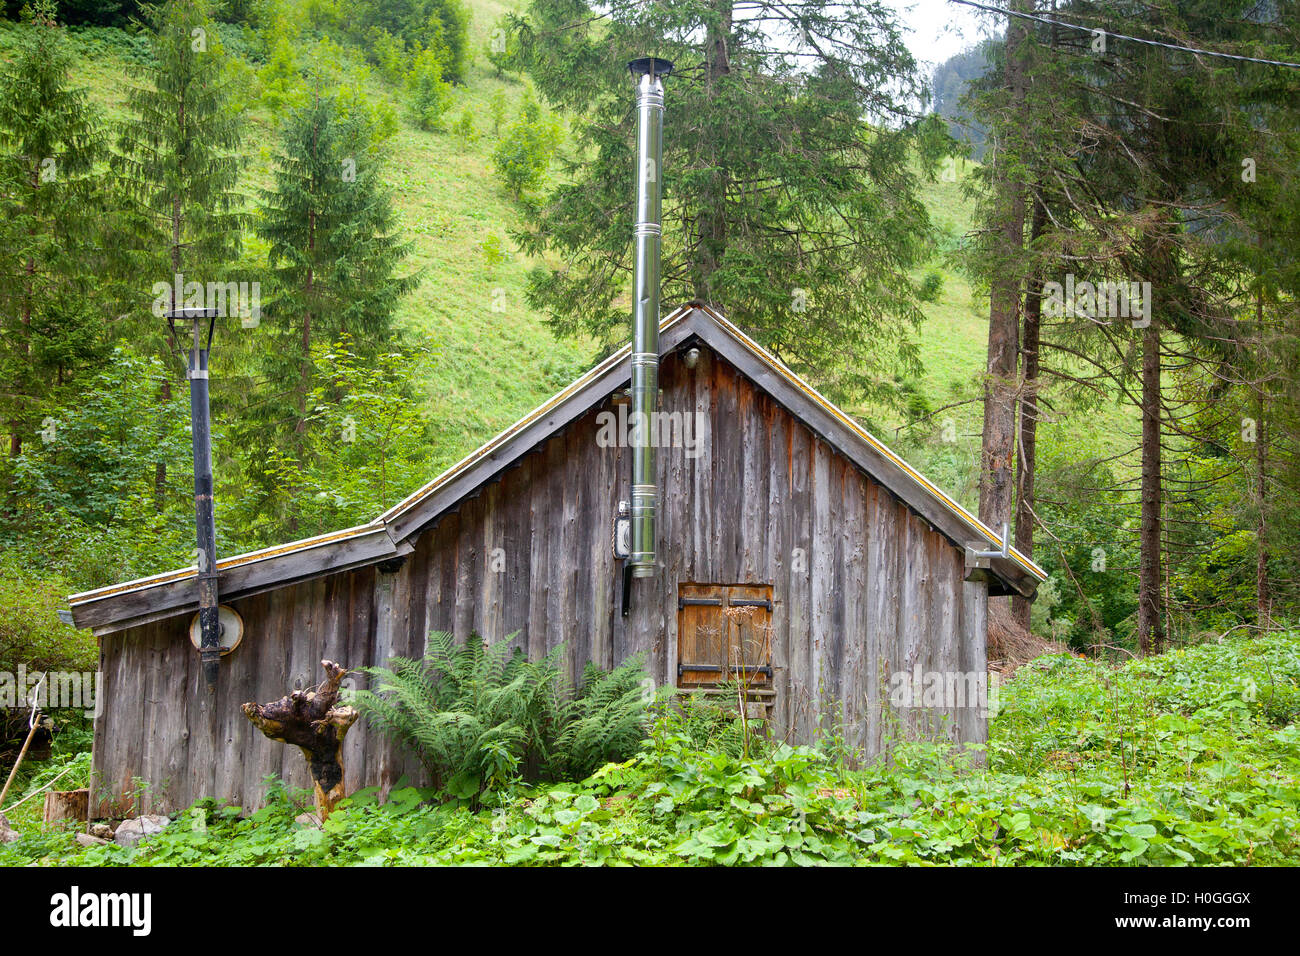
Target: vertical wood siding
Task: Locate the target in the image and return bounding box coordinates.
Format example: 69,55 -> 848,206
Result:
91,346 -> 988,815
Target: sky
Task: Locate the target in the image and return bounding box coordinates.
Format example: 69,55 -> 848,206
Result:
891,0 -> 999,73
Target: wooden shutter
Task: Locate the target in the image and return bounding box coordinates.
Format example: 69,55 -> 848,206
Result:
677,584 -> 725,686
676,584 -> 773,688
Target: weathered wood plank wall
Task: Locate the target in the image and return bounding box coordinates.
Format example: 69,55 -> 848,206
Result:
90,344 -> 987,816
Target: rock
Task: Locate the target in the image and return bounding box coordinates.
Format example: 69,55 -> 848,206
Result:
113,814 -> 171,848
0,813 -> 20,844
294,812 -> 323,829
75,832 -> 109,847
89,823 -> 114,840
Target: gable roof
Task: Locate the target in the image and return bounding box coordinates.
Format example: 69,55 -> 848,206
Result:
68,304 -> 1046,634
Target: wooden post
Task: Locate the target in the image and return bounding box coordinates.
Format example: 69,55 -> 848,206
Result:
242,660 -> 358,821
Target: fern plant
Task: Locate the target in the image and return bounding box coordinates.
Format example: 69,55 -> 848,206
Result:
352,632 -> 658,802
553,658 -> 656,781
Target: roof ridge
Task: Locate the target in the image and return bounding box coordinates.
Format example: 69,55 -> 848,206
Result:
68,305 -> 699,609
690,307 -> 1045,580
69,301 -> 1045,625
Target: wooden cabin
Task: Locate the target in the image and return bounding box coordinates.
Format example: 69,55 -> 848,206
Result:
68,304 -> 1044,816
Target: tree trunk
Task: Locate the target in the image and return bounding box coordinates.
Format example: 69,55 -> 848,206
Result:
242,660 -> 358,821
979,2 -> 1029,644
1138,318 -> 1163,656
156,193 -> 184,513
1251,288 -> 1270,630
695,0 -> 732,303
296,207 -> 316,439
1255,387 -> 1270,630
43,788 -> 89,829
8,167 -> 39,463
1012,197 -> 1047,629
978,2 -> 1028,532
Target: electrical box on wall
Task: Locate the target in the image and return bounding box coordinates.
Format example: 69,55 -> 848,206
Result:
613,500 -> 631,559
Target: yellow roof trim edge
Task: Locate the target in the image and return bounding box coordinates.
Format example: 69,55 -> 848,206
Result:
68,521 -> 388,606
692,303 -> 1046,581
68,301 -> 1044,616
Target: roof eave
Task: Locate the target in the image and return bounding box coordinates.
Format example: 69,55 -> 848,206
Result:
66,302 -> 1046,631
68,522 -> 401,633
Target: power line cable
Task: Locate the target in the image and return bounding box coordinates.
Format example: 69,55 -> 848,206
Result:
948,0 -> 1300,70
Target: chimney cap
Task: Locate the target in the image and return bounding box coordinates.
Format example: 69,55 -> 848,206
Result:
628,57 -> 674,79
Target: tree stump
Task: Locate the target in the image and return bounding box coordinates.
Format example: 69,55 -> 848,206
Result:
242,660 -> 359,821
43,788 -> 89,829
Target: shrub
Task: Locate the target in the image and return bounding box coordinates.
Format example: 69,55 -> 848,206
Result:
0,347 -> 196,586
351,632 -> 660,802
491,90 -> 561,200
484,15 -> 519,79
480,232 -> 505,267
368,28 -> 409,85
0,561 -> 96,677
406,47 -> 451,132
919,268 -> 944,302
0,559 -> 97,764
450,108 -> 476,143
64,26 -> 153,62
488,88 -> 507,137
257,21 -> 306,111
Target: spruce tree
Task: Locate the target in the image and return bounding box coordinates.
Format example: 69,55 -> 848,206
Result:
511,0 -> 939,404
254,93 -> 417,445
1054,3 -> 1282,654
966,0 -> 1300,650
0,2 -> 106,465
111,0 -> 245,507
114,0 -> 244,325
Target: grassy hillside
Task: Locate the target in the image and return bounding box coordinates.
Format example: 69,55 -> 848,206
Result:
7,5 -> 1137,521
4,6 -> 589,482
373,4 -> 593,467
879,158 -> 1139,515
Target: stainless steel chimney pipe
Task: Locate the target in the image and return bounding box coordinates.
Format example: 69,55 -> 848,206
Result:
628,56 -> 672,579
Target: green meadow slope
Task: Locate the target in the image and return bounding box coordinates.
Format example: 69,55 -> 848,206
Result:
26,6 -> 1134,514
883,158 -> 1138,514
19,5 -> 589,479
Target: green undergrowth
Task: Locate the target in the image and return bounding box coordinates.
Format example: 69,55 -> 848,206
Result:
4,630 -> 1297,866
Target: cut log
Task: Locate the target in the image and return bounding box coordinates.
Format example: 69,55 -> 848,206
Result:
242,660 -> 358,821
43,788 -> 89,829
